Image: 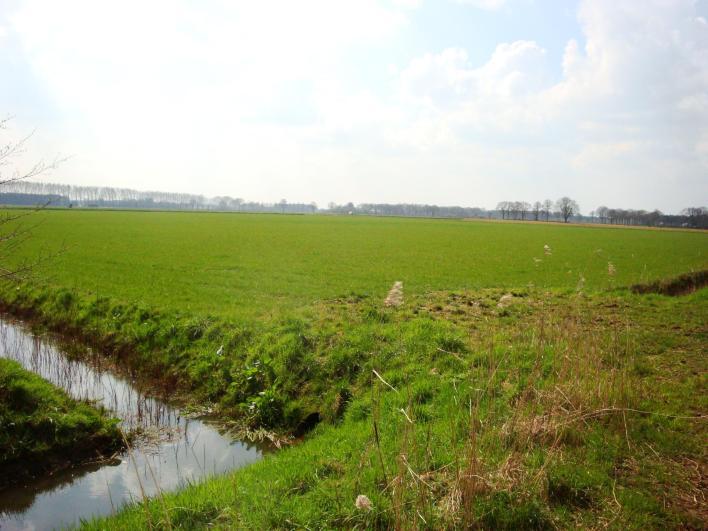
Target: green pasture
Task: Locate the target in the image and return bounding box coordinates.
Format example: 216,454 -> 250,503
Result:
2,209 -> 707,527
7,209 -> 707,319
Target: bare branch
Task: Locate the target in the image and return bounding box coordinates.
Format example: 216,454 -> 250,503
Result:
0,118 -> 63,282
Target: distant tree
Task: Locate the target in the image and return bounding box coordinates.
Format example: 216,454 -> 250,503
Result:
646,209 -> 662,226
532,201 -> 542,221
542,199 -> 553,221
509,201 -> 520,220
556,197 -> 579,223
230,197 -> 244,211
596,205 -> 609,224
278,198 -> 287,214
215,196 -> 229,210
520,201 -> 531,221
681,206 -> 708,228
608,208 -> 618,224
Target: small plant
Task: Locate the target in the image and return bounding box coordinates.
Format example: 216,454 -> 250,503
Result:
226,358 -> 275,404
244,387 -> 284,428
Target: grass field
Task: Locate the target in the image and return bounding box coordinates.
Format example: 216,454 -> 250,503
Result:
1,209 -> 707,528
82,288 -> 707,529
0,358 -> 123,488
6,209 -> 708,319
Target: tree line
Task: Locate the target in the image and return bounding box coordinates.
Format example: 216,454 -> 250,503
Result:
495,198 -> 579,223
496,197 -> 707,228
326,202 -> 487,218
1,180 -> 705,229
591,206 -> 708,229
0,181 -> 317,214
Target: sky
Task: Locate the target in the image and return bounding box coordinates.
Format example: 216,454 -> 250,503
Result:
0,0 -> 707,213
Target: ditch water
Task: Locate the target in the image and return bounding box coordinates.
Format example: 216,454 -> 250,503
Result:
0,318 -> 265,530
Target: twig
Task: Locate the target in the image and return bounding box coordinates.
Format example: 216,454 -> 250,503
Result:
372,369 -> 399,394
399,408 -> 414,424
436,346 -> 464,362
556,407 -> 707,428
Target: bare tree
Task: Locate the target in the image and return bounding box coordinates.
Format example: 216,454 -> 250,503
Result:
681,206 -> 708,228
532,201 -> 542,221
556,196 -> 579,223
596,205 -> 609,224
510,201 -> 518,220
542,199 -> 553,221
520,201 -> 531,221
0,117 -> 62,280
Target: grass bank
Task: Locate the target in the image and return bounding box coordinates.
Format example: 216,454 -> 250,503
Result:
0,281 -> 343,434
0,358 -> 124,488
80,287 -> 706,529
1,211 -> 706,526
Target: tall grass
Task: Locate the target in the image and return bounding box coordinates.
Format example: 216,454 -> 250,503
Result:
359,289 -> 704,528
81,286 -> 706,529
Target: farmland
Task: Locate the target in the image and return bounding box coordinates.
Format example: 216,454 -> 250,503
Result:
1,209 -> 707,528
5,209 -> 708,319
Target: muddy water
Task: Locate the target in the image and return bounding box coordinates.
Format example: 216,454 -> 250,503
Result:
0,318 -> 264,530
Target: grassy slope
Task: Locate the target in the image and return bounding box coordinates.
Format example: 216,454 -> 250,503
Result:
1,211 -> 706,527
6,209 -> 708,319
84,288 -> 707,529
3,212 -> 705,430
0,358 -> 124,488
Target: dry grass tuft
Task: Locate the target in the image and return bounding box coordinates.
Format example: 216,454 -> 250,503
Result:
490,452 -> 527,491
384,281 -> 404,308
423,293 -> 657,526
497,293 -> 514,309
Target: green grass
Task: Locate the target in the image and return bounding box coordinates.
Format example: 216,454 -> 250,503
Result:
0,358 -> 124,488
80,289 -> 707,529
6,210 -> 707,320
1,210 -> 706,528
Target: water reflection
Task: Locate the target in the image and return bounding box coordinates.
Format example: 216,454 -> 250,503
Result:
0,319 -> 264,531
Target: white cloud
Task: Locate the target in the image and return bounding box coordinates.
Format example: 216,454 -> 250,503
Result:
395,40 -> 549,147
6,0 -> 411,198
400,41 -> 548,107
454,0 -> 506,10
391,0 -> 708,210
2,0 -> 706,211
391,0 -> 424,8
10,0 -> 407,118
